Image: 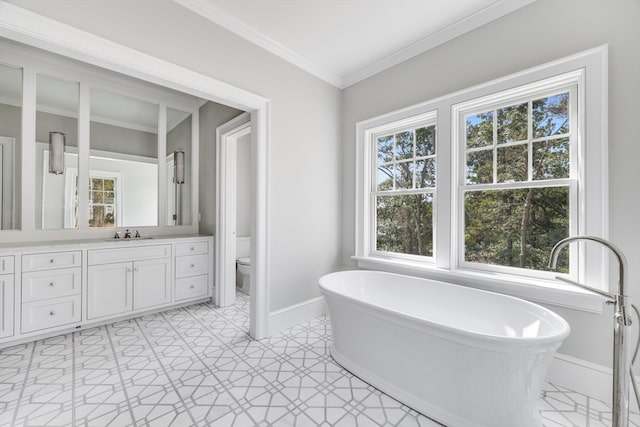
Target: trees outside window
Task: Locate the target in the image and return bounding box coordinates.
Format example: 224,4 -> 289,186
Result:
461,90 -> 574,273
371,115 -> 436,260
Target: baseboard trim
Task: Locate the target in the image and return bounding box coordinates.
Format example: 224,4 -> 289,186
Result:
548,353 -> 638,411
269,296 -> 326,335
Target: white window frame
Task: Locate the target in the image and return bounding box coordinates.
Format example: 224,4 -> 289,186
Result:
354,46 -> 608,313
369,111 -> 437,263
453,75 -> 580,280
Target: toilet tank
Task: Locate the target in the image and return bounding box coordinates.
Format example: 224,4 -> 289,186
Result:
236,236 -> 251,259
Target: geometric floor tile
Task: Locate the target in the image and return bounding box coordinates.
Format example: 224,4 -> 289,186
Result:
0,291 -> 637,426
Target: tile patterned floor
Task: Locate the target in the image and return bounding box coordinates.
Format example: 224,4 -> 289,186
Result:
0,292 -> 638,426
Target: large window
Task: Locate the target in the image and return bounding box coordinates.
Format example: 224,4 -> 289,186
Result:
373,115 -> 436,259
458,85 -> 577,275
355,47 -> 607,309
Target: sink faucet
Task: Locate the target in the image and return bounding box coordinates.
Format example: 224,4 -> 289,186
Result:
549,235 -> 631,427
124,229 -> 131,239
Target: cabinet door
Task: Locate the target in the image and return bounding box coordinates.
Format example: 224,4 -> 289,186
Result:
87,262 -> 132,320
0,274 -> 14,339
133,258 -> 171,310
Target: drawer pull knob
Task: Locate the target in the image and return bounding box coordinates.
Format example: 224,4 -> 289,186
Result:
49,311 -> 56,316
49,282 -> 55,287
190,285 -> 195,289
49,259 -> 55,264
190,264 -> 195,268
190,247 -> 195,251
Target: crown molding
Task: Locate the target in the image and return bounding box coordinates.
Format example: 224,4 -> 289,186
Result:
174,0 -> 343,88
176,0 -> 536,89
342,0 -> 537,88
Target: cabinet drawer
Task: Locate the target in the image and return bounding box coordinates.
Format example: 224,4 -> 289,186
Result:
175,241 -> 209,256
175,275 -> 208,301
22,251 -> 81,272
0,256 -> 14,274
21,295 -> 81,333
175,254 -> 209,278
22,268 -> 81,303
88,245 -> 171,265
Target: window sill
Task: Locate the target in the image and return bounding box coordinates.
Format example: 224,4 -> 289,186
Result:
352,255 -> 604,314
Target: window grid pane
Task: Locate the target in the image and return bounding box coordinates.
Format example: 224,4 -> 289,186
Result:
373,122 -> 436,257
464,186 -> 570,272
87,177 -> 116,228
464,91 -> 571,186
461,88 -> 574,273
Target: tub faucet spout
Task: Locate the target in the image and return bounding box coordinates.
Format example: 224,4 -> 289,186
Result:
548,235 -> 631,427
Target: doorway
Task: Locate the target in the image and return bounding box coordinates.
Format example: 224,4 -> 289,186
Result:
216,113 -> 251,309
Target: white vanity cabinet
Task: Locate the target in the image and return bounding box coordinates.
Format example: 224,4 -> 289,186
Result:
0,235 -> 212,347
0,256 -> 15,339
87,245 -> 172,319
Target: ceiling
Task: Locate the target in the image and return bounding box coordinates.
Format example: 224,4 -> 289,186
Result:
175,0 -> 535,88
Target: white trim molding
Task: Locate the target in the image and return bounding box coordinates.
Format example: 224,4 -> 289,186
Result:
173,0 -> 342,88
216,112 -> 251,309
175,0 -> 536,89
268,296 -> 327,336
0,1 -> 271,339
341,0 -> 537,88
547,353 -> 639,411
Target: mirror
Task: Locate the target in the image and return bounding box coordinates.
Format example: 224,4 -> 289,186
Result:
0,63 -> 22,230
36,74 -> 80,229
166,107 -> 192,226
90,88 -> 158,227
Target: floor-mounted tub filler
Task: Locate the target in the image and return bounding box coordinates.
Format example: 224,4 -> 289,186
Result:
318,270 -> 570,427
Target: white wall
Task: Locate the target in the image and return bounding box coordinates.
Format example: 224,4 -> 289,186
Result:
236,132 -> 251,238
198,101 -> 244,236
342,0 -> 640,369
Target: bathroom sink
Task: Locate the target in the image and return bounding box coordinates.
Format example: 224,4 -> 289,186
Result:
105,237 -> 154,242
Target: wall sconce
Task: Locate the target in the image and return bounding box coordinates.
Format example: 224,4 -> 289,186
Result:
173,150 -> 185,226
173,150 -> 185,184
49,131 -> 66,175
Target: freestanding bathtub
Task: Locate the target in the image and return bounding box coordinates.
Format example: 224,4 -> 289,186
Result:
318,270 -> 570,427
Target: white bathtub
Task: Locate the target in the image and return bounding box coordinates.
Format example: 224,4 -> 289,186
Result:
318,270 -> 570,427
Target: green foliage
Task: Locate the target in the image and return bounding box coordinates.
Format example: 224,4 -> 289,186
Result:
461,92 -> 572,271
374,92 -> 572,272
376,194 -> 433,257
464,187 -> 569,271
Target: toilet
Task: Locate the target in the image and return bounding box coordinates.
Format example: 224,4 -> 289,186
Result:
236,236 -> 251,294
236,256 -> 251,294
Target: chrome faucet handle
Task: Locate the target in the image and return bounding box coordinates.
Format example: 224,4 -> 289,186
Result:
135,230 -> 141,238
114,231 -> 120,239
